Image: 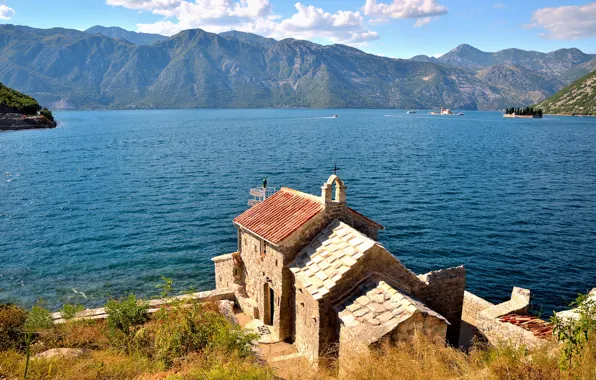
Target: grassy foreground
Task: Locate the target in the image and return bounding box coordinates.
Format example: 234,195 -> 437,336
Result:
1,293 -> 594,379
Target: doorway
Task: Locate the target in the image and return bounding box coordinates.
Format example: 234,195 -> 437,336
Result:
264,283 -> 275,326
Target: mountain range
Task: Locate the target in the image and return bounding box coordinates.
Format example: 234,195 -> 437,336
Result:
85,26 -> 168,46
0,24 -> 594,110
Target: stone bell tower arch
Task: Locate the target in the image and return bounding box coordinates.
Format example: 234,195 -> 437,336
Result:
321,174 -> 347,217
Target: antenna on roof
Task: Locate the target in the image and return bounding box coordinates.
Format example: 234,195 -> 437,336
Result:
248,179 -> 276,207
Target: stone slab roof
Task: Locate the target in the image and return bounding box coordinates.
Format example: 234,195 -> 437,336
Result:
290,220 -> 376,300
234,188 -> 324,244
334,279 -> 448,345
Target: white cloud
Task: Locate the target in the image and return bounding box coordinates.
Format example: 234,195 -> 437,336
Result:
528,2 -> 596,40
108,0 -> 379,46
413,17 -> 431,27
272,3 -> 378,45
493,2 -> 506,9
363,0 -> 447,26
0,1 -> 15,20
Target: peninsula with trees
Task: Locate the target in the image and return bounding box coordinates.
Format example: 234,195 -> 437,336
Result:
0,82 -> 56,131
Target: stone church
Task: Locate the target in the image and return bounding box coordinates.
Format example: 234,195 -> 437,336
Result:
213,174 -> 466,364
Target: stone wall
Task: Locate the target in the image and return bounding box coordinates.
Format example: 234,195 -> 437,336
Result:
238,229 -> 288,340
212,253 -> 235,289
386,312 -> 447,345
417,266 -> 466,346
462,290 -> 495,326
337,325 -> 370,378
470,287 -> 546,348
294,284 -> 320,363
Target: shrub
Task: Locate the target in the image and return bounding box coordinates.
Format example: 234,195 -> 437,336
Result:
59,303 -> 85,321
24,303 -> 53,331
551,291 -> 596,369
0,304 -> 27,350
40,107 -> 54,122
105,294 -> 148,335
134,301 -> 257,367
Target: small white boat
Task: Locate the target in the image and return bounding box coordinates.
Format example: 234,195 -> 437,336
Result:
407,110 -> 417,114
332,114 -> 339,118
457,112 -> 465,116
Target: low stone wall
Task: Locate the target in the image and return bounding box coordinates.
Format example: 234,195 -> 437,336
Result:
462,290 -> 495,326
50,288 -> 234,324
462,287 -> 547,348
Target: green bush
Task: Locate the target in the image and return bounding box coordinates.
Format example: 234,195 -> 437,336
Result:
59,304 -> 85,321
0,82 -> 40,115
0,304 -> 28,350
24,304 -> 53,331
551,292 -> 596,369
135,302 -> 256,367
105,294 -> 148,336
40,107 -> 54,122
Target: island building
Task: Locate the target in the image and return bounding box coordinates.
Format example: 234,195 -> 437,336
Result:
212,174 -> 466,365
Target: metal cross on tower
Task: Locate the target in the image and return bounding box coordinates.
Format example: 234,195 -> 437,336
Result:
332,164 -> 341,175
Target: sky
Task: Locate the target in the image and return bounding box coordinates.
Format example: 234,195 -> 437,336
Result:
1,0 -> 596,58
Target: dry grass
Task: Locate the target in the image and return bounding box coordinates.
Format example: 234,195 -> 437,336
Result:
2,301 -> 595,380
332,333 -> 596,380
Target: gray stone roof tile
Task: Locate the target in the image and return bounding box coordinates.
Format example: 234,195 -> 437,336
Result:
334,279 -> 449,345
289,220 -> 376,300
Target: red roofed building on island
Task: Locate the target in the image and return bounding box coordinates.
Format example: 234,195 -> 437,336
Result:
212,174 -> 466,367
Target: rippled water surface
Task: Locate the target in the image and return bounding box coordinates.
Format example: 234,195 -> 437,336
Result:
1,109 -> 595,312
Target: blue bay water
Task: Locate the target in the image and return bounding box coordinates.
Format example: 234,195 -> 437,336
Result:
0,109 -> 595,313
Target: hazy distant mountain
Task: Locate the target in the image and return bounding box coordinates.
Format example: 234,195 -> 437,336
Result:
476,64 -> 564,105
85,26 -> 167,45
0,24 -> 586,110
411,44 -> 595,83
537,69 -> 596,115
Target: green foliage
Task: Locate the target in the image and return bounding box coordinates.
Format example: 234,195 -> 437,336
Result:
505,106 -> 542,116
0,304 -> 28,350
134,302 -> 257,367
537,69 -> 596,115
0,83 -> 41,115
59,304 -> 85,321
105,294 -> 148,336
155,276 -> 173,298
24,302 -> 53,331
551,292 -> 596,369
40,107 -> 54,122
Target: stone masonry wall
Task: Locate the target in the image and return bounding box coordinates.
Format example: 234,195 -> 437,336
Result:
472,288 -> 545,348
338,325 -> 371,378
238,230 -> 287,339
212,253 -> 235,290
416,266 -> 466,346
462,290 -> 495,326
294,284 -> 321,363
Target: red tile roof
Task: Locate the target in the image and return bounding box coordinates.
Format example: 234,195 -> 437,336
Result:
234,189 -> 324,244
499,314 -> 553,340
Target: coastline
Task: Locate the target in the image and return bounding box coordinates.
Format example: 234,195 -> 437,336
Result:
0,113 -> 57,131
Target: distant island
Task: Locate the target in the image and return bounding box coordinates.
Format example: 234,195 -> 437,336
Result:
536,69 -> 596,116
504,107 -> 543,119
0,83 -> 56,131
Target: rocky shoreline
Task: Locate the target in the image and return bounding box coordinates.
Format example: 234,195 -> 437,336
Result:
0,112 -> 57,131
